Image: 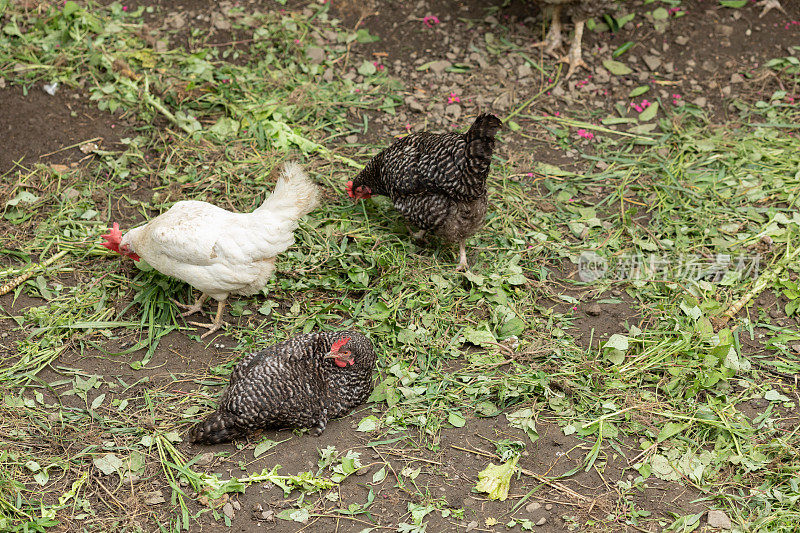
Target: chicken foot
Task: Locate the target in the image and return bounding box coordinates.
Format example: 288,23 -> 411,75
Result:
173,292 -> 209,317
756,0 -> 785,17
532,4 -> 563,56
187,299 -> 227,338
560,18 -> 588,80
455,240 -> 469,272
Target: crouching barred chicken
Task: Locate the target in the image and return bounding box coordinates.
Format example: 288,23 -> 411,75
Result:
190,331 -> 376,444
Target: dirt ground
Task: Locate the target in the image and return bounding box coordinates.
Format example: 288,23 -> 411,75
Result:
2,0 -> 800,531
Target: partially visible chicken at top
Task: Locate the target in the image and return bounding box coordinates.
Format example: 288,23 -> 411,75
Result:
532,0 -> 617,79
756,0 -> 785,17
101,162 -> 320,338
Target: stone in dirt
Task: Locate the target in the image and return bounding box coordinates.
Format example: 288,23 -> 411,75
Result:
307,47 -> 325,64
445,104 -> 462,120
586,303 -> 603,316
526,502 -> 541,512
404,96 -> 425,113
429,60 -> 452,75
643,55 -> 662,71
144,491 -> 166,505
707,509 -> 731,529
222,502 -> 235,519
195,452 -> 214,466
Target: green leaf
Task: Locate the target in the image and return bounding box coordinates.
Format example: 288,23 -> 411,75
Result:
656,422 -> 687,443
277,508 -> 310,523
602,59 -> 633,76
93,453 -> 123,476
463,326 -> 496,348
612,41 -> 634,58
90,393 -> 105,410
34,470 -> 50,486
474,456 -> 518,501
638,101 -> 659,122
679,301 -> 702,320
629,86 -> 650,98
506,408 -> 538,443
476,401 -> 499,416
651,7 -> 668,20
765,389 -> 791,402
372,466 -> 387,484
355,28 -> 380,43
448,411 -> 466,428
499,318 -> 526,339
357,60 -> 377,76
719,0 -> 747,7
5,191 -> 39,207
603,334 -> 629,351
210,116 -> 240,138
254,438 -> 280,458
650,454 -> 679,481
357,415 -> 380,432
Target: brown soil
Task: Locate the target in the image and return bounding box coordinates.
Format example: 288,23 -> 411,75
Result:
0,84 -> 126,174
3,0 -> 799,531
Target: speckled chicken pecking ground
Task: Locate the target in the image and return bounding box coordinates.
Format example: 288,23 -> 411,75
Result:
190,331 -> 376,444
347,113 -> 502,271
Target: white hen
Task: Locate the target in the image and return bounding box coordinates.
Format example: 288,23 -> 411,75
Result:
102,162 -> 320,338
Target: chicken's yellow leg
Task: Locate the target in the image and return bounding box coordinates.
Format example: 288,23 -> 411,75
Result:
532,5 -> 563,56
188,299 -> 227,338
173,292 -> 208,317
756,0 -> 784,17
560,18 -> 588,80
455,241 -> 469,272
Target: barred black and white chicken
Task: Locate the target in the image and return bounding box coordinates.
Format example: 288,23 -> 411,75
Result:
347,114 -> 502,271
190,331 -> 376,444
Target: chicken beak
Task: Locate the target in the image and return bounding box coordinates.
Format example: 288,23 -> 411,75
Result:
325,352 -> 353,367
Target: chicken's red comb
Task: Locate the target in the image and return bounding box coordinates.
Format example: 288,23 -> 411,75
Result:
330,337 -> 351,353
346,180 -> 355,199
101,222 -> 122,251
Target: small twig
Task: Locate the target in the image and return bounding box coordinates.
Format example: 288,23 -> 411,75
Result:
383,449 -> 443,465
715,244 -> 800,328
93,475 -> 127,510
0,250 -> 69,296
38,137 -> 103,159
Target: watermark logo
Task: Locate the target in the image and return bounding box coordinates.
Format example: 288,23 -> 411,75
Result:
578,252 -> 608,282
577,252 -> 761,283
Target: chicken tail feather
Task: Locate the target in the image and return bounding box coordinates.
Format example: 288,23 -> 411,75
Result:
190,410 -> 240,444
256,162 -> 321,220
465,113 -> 502,163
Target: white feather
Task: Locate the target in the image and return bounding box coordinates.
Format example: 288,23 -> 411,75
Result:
120,162 -> 320,301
